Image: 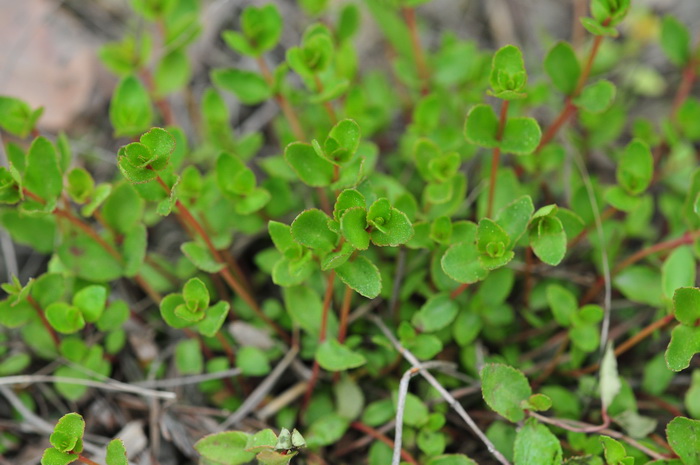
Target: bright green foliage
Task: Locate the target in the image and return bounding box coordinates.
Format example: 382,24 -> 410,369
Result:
25,137 -> 63,206
117,128 -> 175,183
513,419 -> 562,465
481,363 -> 532,422
212,69 -> 272,105
662,246 -> 696,300
412,293 -> 459,332
316,339 -> 366,371
600,436 -> 633,465
489,45 -> 527,100
674,287 -> 700,326
73,285 -> 107,323
195,431 -> 256,465
574,80 -> 616,113
660,16 -> 691,67
617,139 -> 653,196
666,417 -> 700,465
287,26 -> 334,78
544,42 -> 581,95
0,96 -> 43,137
49,413 -> 84,452
222,4 -> 283,57
109,76 -> 153,136
106,440 -> 128,465
285,142 -> 335,187
237,346 -> 271,376
464,105 -> 541,155
335,256 -> 381,298
528,205 -> 567,265
291,209 -> 338,252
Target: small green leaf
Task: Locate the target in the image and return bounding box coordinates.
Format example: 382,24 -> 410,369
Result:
324,119 -> 361,164
618,139 -> 653,196
240,4 -> 283,54
0,352 -> 31,376
441,241 -> 489,284
122,224 -> 147,277
66,168 -> 95,204
335,256 -> 381,299
316,339 -> 366,371
600,436 -> 631,465
25,137 -> 63,204
412,293 -> 459,332
160,294 -> 192,329
181,242 -> 225,273
529,215 -> 567,266
513,418 -> 561,465
195,431 -> 255,465
665,325 -> 700,372
197,301 -> 230,337
284,142 -> 335,187
426,455 -> 478,465
154,49 -> 190,96
500,117 -> 542,155
369,207 -> 414,247
175,338 -> 203,374
106,439 -> 128,465
334,375 -> 365,421
600,344 -> 621,410
212,69 -> 272,104
489,45 -> 527,97
340,207 -> 370,250
333,189 -> 366,221
574,80 -> 616,114
580,17 -> 619,37
0,96 -> 43,138
666,417 -> 700,465
660,16 -> 691,67
481,363 -> 532,422
183,278 -> 209,311
546,284 -> 577,327
72,285 -> 107,323
291,209 -> 338,252
685,370 -> 700,418
544,42 -> 581,95
522,394 -> 552,412
614,265 -> 663,306
46,303 -> 86,334
237,346 -> 271,376
109,76 -> 153,137
464,104 -> 499,148
661,246 -> 696,300
674,287 -> 700,326
41,448 -> 79,465
495,195 -> 534,244
50,413 -> 85,452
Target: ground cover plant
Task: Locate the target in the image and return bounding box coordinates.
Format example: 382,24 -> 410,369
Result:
0,0 -> 699,464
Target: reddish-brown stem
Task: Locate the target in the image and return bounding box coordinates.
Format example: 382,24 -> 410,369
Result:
349,421 -> 419,465
133,274 -> 163,304
54,208 -> 123,262
402,6 -> 429,95
313,74 -> 338,124
487,100 -> 510,218
523,246 -> 535,307
221,249 -> 253,295
581,230 -> 700,305
568,206 -> 617,248
255,56 -> 306,141
337,285 -> 353,344
26,295 -> 60,347
569,314 -> 676,376
537,24 -> 607,151
302,271 -> 336,413
671,61 -> 696,120
156,177 -> 290,343
450,283 -> 469,299
76,455 -> 101,465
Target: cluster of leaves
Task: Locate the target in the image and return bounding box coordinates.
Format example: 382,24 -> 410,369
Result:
1,0 -> 700,464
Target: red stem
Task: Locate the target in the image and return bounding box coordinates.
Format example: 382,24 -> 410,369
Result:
26,295 -> 60,347
255,56 -> 306,141
402,6 -> 430,95
671,62 -> 697,120
76,455 -> 101,465
337,285 -> 353,344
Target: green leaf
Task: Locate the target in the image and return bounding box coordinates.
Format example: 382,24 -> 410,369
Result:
513,418 -> 562,465
546,284 -> 577,326
41,448 -> 79,465
500,117 -> 542,155
529,215 -> 567,266
614,265 -> 663,306
122,224 -> 147,277
160,294 -> 192,329
212,69 -> 272,105
674,287 -> 700,326
340,207 -> 370,250
665,325 -> 700,372
522,394 -> 552,412
197,301 -> 230,337
0,96 -> 43,137
237,346 -> 271,376
480,363 -> 532,422
195,431 -> 255,465
181,241 -> 225,273
441,241 -> 489,284
685,370 -> 700,418
662,246 -> 696,300
544,42 -> 581,95
283,286 -> 337,337
154,49 -> 190,96
73,285 -> 107,323
600,344 -> 622,410
666,417 -> 700,465
175,338 -> 203,374
335,256 -> 381,299
580,17 -> 619,37
291,209 -> 338,252
496,195 -> 534,244
66,168 -> 94,204
109,76 -> 153,137
240,4 -> 283,54
426,455 -> 477,465
183,278 -> 209,311
660,16 -> 691,67
369,207 -> 414,247
334,375 -> 365,421
333,189 -> 366,221
106,439 -> 128,465
140,127 -> 175,167
50,413 -> 85,452
46,303 -> 86,334
476,218 -> 513,270
464,104 -> 499,148
316,339 -> 366,371
617,140 -> 653,196
412,293 -> 459,332
103,183 -> 144,235
284,142 -> 335,187
574,80 -> 616,114
25,137 -> 63,204
57,230 -> 123,282
324,119 -> 361,164
600,436 -> 632,465
0,352 -> 31,376
489,45 -> 527,97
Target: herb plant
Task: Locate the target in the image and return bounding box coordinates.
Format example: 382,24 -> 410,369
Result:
1,0 -> 699,464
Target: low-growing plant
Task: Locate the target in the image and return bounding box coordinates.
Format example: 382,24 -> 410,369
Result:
1,0 -> 700,464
